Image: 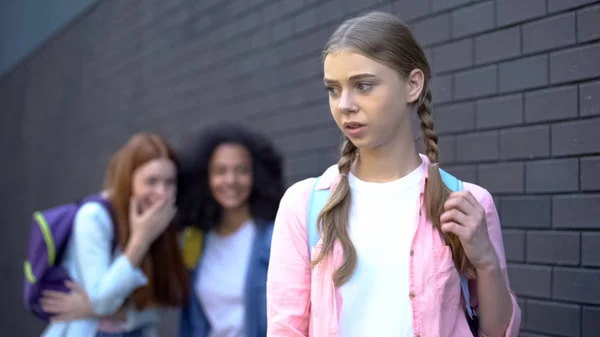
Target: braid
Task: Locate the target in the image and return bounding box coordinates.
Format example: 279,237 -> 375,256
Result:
311,137 -> 358,286
338,137 -> 358,176
417,88 -> 476,279
417,89 -> 439,165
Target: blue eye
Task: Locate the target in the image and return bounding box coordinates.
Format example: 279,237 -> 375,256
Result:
357,82 -> 373,91
326,86 -> 339,96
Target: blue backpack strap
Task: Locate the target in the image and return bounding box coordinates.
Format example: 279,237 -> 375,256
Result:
438,168 -> 475,320
306,177 -> 331,257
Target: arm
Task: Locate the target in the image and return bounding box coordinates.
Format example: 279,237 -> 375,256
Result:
475,196 -> 521,337
266,181 -> 312,336
72,202 -> 149,316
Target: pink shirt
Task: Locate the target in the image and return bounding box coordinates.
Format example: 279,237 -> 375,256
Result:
266,155 -> 521,337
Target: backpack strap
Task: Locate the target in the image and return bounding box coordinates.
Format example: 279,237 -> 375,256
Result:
306,168 -> 475,320
307,176 -> 329,255
438,169 -> 475,320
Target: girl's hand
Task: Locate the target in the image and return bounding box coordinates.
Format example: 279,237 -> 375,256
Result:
40,281 -> 93,321
129,196 -> 176,245
40,281 -> 127,322
440,191 -> 499,271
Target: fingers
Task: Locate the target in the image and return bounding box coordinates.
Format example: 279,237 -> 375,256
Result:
440,208 -> 468,226
129,197 -> 140,221
440,221 -> 469,238
40,297 -> 64,313
444,192 -> 475,214
64,280 -> 85,295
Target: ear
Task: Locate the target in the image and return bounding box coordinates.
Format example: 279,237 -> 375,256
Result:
406,69 -> 425,104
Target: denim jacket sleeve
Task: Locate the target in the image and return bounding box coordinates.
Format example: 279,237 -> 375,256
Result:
71,202 -> 148,316
179,270 -> 209,337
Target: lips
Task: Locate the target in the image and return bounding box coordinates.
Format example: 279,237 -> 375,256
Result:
343,121 -> 365,129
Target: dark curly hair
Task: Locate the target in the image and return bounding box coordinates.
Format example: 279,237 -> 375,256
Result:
177,122 -> 285,231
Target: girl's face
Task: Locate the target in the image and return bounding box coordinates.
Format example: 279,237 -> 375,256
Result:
323,50 -> 423,151
208,143 -> 253,212
131,158 -> 177,211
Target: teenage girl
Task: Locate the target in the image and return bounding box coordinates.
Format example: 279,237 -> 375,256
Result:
266,11 -> 520,337
40,133 -> 189,337
177,123 -> 285,337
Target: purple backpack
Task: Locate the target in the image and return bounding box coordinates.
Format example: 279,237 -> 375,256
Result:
23,194 -> 115,321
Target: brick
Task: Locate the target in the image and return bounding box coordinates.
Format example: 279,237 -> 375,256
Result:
507,264 -> 551,298
583,306 -> 600,337
412,13 -> 451,46
277,125 -> 341,154
272,19 -> 294,42
499,55 -> 548,93
552,118 -> 600,156
452,1 -> 495,38
554,268 -> 600,304
582,232 -> 600,267
524,85 -> 578,123
501,196 -> 551,229
315,1 -> 346,26
580,80 -> 600,117
474,27 -> 521,64
443,164 -> 478,183
553,195 -> 600,229
454,65 -> 498,100
433,102 -> 475,133
578,5 -> 600,43
430,74 -> 453,104
548,0 -> 598,12
431,39 -> 474,73
438,135 -> 456,164
526,231 -> 580,265
285,148 -> 338,178
455,130 -> 499,162
476,94 -> 523,128
432,0 -> 472,12
581,156 -> 600,191
393,0 -> 430,21
526,158 -> 579,193
526,300 -> 581,337
522,13 -> 576,53
496,0 -> 547,26
503,230 -> 525,262
478,162 -> 524,194
500,125 -> 550,160
550,43 -> 600,84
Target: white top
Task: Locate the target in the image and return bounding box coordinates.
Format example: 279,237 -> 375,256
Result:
41,202 -> 159,337
339,161 -> 425,337
196,219 -> 257,337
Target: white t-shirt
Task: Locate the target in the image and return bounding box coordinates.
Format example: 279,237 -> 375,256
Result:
339,161 -> 425,337
195,220 -> 256,337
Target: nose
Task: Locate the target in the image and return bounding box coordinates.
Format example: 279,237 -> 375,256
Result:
155,182 -> 167,198
224,171 -> 237,185
338,90 -> 357,114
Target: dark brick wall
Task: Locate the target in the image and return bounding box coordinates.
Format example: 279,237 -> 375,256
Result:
1,0 -> 599,336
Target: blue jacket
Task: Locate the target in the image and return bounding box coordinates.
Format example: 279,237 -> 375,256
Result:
179,220 -> 274,337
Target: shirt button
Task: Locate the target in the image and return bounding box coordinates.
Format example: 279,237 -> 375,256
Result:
410,250 -> 414,256
416,335 -> 420,337
409,291 -> 415,299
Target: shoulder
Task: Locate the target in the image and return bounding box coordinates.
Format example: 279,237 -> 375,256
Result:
280,177 -> 317,207
462,181 -> 495,210
73,201 -> 114,235
279,164 -> 339,207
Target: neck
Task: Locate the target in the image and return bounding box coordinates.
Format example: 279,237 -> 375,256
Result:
354,125 -> 422,183
216,204 -> 251,236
